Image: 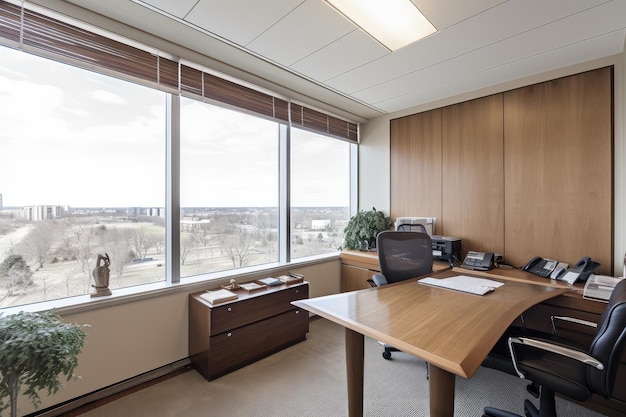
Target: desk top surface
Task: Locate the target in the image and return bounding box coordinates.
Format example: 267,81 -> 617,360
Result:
293,267 -> 569,378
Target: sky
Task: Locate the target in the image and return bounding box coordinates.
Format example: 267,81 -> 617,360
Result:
0,46 -> 350,208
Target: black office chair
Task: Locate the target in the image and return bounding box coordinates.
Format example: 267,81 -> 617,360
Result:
371,231 -> 433,361
396,223 -> 428,233
483,279 -> 626,417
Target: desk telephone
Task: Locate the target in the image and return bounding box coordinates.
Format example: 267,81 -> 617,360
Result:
522,256 -> 600,284
461,251 -> 495,271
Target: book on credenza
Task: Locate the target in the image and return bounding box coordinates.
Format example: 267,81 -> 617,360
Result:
257,276 -> 282,286
239,282 -> 267,292
200,289 -> 238,305
583,274 -> 624,302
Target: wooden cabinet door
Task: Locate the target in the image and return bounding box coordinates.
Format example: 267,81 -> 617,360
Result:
442,94 -> 505,257
390,109 -> 443,231
503,67 -> 613,273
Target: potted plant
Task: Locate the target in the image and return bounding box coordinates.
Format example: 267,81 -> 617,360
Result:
0,310 -> 87,417
341,207 -> 393,251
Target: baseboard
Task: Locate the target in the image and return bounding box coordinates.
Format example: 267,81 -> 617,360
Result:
28,358 -> 191,417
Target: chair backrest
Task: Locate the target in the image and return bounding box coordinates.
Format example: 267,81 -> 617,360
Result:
376,231 -> 433,284
588,279 -> 626,397
396,223 -> 427,233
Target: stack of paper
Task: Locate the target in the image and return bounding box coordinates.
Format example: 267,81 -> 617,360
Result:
200,289 -> 238,305
418,275 -> 504,295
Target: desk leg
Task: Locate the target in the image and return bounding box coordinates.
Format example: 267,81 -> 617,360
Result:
345,328 -> 364,417
429,364 -> 455,417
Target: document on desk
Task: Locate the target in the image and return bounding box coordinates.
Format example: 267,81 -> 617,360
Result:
418,275 -> 504,295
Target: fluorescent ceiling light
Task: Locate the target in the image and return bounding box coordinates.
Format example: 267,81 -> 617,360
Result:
326,0 -> 436,51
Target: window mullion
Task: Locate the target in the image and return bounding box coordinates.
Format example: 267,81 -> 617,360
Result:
166,93 -> 181,283
279,123 -> 290,264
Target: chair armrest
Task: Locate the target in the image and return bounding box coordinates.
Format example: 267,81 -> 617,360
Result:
550,315 -> 597,335
372,274 -> 388,286
508,336 -> 604,379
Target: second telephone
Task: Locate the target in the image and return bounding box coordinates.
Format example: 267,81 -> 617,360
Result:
461,251 -> 495,271
522,256 -> 600,283
522,257 -> 568,279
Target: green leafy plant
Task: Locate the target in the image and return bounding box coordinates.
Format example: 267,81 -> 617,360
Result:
341,207 -> 393,251
0,310 -> 87,417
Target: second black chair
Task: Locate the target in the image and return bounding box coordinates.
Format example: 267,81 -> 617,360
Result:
371,231 -> 433,360
483,279 -> 626,417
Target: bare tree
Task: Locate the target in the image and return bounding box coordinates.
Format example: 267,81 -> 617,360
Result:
180,234 -> 197,266
73,225 -> 96,292
0,254 -> 33,296
102,227 -> 132,283
130,228 -> 150,261
20,221 -> 58,269
226,232 -> 253,268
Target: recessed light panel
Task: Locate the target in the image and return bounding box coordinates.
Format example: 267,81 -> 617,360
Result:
326,0 -> 436,51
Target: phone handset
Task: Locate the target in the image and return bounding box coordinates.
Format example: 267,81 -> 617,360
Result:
558,256 -> 601,284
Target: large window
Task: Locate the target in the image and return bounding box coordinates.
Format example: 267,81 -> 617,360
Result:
0,47 -> 167,307
0,1 -> 357,309
180,98 -> 280,277
291,128 -> 350,259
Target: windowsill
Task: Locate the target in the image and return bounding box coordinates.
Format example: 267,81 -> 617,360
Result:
0,252 -> 341,316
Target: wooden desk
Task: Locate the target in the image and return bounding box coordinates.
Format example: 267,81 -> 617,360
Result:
293,268 -> 569,417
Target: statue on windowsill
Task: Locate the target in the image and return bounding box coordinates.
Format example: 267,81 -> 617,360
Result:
91,253 -> 112,297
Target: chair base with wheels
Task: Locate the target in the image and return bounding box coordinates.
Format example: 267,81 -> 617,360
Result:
483,387 -> 553,417
378,340 -> 398,360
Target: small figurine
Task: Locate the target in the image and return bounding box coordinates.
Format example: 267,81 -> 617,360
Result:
91,253 -> 112,297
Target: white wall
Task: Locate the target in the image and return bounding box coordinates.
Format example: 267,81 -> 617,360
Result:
359,55 -> 626,275
16,259 -> 340,415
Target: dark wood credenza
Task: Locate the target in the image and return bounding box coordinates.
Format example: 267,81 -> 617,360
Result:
340,250 -> 626,417
189,282 -> 309,381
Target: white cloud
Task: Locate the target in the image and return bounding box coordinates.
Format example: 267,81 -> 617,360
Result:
90,89 -> 126,104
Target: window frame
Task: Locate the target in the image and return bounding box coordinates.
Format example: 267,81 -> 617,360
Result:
0,0 -> 358,310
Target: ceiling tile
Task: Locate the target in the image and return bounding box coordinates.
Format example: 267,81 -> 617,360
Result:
353,0 -> 626,105
325,0 -> 614,95
289,29 -> 389,82
184,0 -> 304,46
246,0 -> 355,67
136,0 -> 198,19
413,0 -> 507,29
375,29 -> 626,113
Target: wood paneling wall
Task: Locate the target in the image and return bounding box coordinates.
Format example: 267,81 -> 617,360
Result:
391,109 -> 443,234
442,95 -> 504,254
390,67 -> 613,274
503,68 -> 613,270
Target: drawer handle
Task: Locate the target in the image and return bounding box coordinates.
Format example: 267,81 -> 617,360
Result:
228,307 -> 232,312
295,310 -> 299,314
227,332 -> 232,337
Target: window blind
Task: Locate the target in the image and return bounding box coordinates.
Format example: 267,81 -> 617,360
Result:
291,103 -> 358,143
0,0 -> 357,142
180,64 -> 290,124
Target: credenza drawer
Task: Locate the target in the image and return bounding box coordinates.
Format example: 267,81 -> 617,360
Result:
209,285 -> 308,335
189,282 -> 310,381
206,308 -> 309,379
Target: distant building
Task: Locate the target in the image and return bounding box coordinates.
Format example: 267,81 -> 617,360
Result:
22,205 -> 65,221
311,219 -> 331,230
181,219 -> 210,232
127,207 -> 165,217
146,207 -> 164,217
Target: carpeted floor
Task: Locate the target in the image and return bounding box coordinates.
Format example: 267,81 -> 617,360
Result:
71,317 -> 606,417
